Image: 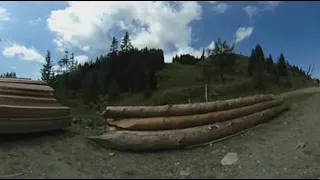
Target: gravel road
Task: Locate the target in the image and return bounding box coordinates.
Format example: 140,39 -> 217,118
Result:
1,89 -> 320,179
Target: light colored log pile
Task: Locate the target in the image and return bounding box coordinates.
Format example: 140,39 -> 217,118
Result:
0,77 -> 70,134
88,94 -> 289,152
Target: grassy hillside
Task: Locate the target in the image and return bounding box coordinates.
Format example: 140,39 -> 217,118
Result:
66,52 -> 317,134
106,55 -> 316,106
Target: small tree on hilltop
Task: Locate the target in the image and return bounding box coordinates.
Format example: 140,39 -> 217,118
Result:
265,54 -> 274,73
58,50 -> 70,97
110,37 -> 119,54
277,53 -> 288,77
247,48 -> 255,76
120,32 -> 133,53
207,38 -> 236,84
252,44 -> 266,89
200,49 -> 205,60
41,50 -> 54,86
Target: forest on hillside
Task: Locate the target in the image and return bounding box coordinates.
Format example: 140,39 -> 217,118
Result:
1,31 -> 318,107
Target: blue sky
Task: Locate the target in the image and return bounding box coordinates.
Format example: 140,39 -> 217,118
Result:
0,1 -> 319,79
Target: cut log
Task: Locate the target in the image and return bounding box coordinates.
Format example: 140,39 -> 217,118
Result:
0,82 -> 54,92
102,94 -> 276,118
89,104 -> 288,152
0,94 -> 59,106
0,88 -> 54,98
0,105 -> 70,118
108,99 -> 283,130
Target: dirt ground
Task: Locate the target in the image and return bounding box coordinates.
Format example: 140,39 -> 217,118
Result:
1,91 -> 320,179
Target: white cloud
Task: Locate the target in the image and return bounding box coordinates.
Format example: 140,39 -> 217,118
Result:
212,3 -> 229,14
235,27 -> 253,44
164,41 -> 215,63
47,1 -> 202,55
243,6 -> 258,21
259,1 -> 281,11
0,7 -> 9,21
208,41 -> 215,49
208,1 -> 218,4
12,66 -> 16,70
74,55 -> 89,64
28,17 -> 42,25
2,43 -> 45,63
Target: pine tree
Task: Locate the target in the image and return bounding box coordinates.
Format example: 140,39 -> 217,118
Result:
41,50 -> 54,85
110,37 -> 119,54
58,50 -> 70,97
58,50 -> 70,73
200,49 -> 205,60
277,53 -> 288,77
69,53 -> 76,72
253,44 -> 266,89
265,54 -> 274,73
120,32 -> 133,52
247,48 -> 255,76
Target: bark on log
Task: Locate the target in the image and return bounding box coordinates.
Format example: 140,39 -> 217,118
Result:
0,94 -> 59,106
0,105 -> 70,118
89,104 -> 288,152
102,94 -> 276,118
108,99 -> 283,130
0,88 -> 54,98
0,82 -> 53,92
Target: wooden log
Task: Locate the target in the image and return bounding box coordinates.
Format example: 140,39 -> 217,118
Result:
0,94 -> 60,107
108,99 -> 283,130
88,104 -> 288,152
0,88 -> 54,98
0,105 -> 70,118
102,94 -> 276,118
0,82 -> 53,92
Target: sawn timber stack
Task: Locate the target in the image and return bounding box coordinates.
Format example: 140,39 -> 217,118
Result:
89,94 -> 289,152
0,77 -> 70,133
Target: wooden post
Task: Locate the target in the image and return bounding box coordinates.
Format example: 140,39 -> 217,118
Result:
188,98 -> 191,104
205,84 -> 208,102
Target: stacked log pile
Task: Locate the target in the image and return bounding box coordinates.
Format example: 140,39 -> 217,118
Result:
0,77 -> 70,133
88,94 -> 289,152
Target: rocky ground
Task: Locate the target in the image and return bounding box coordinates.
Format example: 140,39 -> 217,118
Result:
1,89 -> 320,179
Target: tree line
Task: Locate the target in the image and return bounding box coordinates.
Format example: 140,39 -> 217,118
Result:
173,39 -> 312,89
40,32 -> 165,104
0,72 -> 16,78
39,33 -> 315,105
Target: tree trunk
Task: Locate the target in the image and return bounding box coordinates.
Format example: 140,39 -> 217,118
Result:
108,99 -> 283,130
89,104 -> 289,152
102,94 -> 277,118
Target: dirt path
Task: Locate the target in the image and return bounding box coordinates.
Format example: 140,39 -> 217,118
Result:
1,90 -> 320,179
